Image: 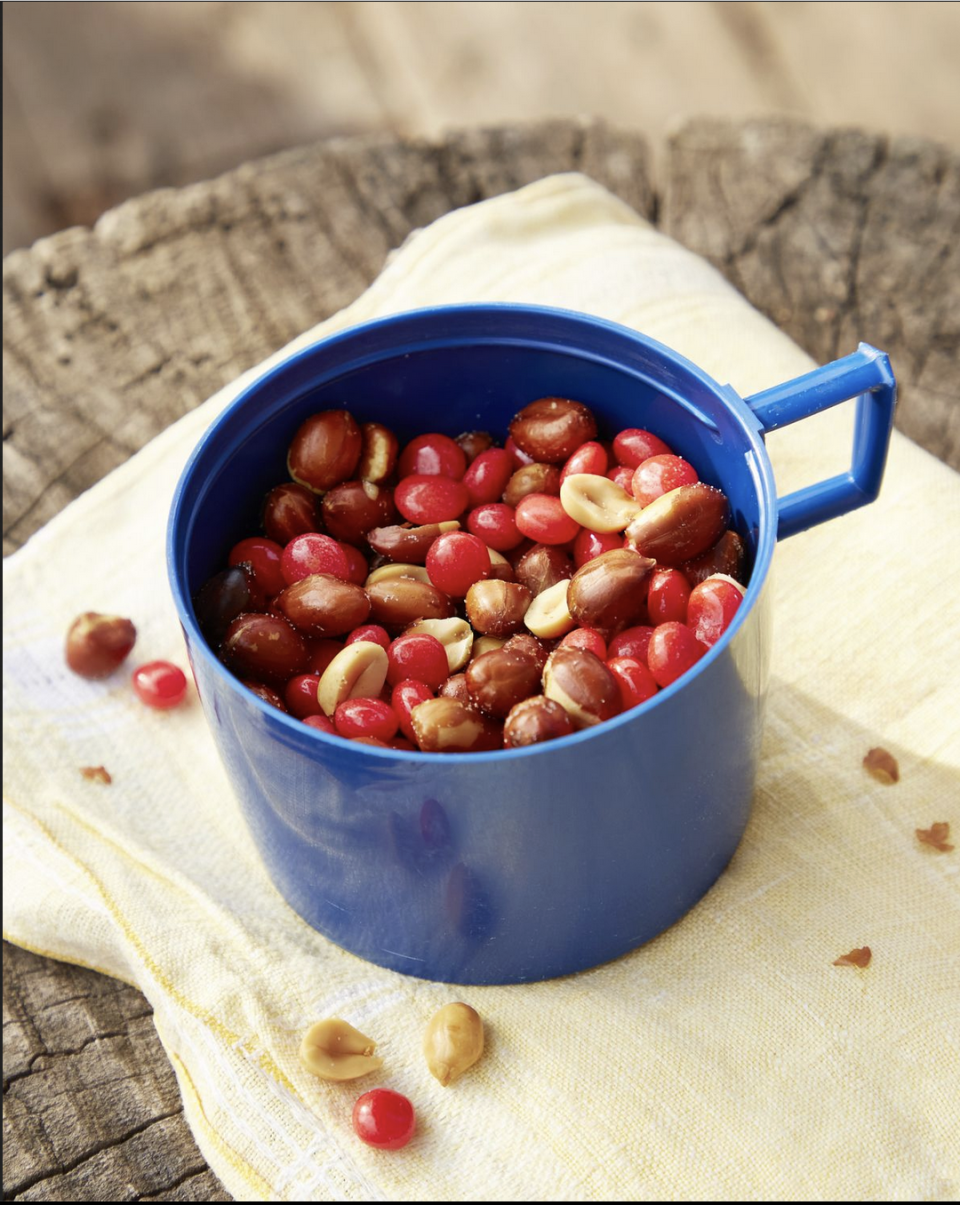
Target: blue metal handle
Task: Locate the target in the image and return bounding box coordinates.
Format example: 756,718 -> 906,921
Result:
745,342 -> 896,540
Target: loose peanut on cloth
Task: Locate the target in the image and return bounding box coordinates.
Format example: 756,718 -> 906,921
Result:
300,1018 -> 383,1081
423,1002 -> 485,1086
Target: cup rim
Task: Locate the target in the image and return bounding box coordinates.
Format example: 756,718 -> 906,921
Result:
167,302 -> 778,763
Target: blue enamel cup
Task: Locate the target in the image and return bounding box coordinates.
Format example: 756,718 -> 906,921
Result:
168,305 -> 895,984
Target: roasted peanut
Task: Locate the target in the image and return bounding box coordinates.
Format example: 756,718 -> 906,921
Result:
358,422 -> 399,483
455,430 -> 494,463
542,646 -> 621,729
559,473 -> 642,533
276,574 -> 371,636
680,529 -> 746,587
423,1002 -> 484,1086
406,617 -> 474,672
472,636 -> 507,659
509,398 -> 598,463
624,483 -> 728,567
567,549 -> 655,632
367,578 -> 456,629
411,697 -> 502,752
439,673 -> 472,705
465,580 -> 532,637
287,409 -> 362,494
321,480 -> 396,546
221,613 -> 309,684
65,612 -> 137,679
262,483 -> 321,545
503,463 -> 562,508
317,641 -> 389,716
515,543 -> 573,596
503,633 -> 550,674
486,546 -> 516,583
367,521 -> 461,563
465,647 -> 543,719
300,1018 -> 383,1081
523,578 -> 576,639
504,696 -> 575,747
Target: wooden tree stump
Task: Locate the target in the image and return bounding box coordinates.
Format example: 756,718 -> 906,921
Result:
3,117 -> 958,1201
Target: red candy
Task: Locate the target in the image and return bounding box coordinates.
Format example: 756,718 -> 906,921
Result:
284,673 -> 324,719
229,537 -> 286,598
132,661 -> 188,710
561,440 -> 608,481
395,474 -> 470,524
647,622 -> 707,688
387,633 -> 449,689
686,575 -> 745,647
346,624 -> 392,650
352,1088 -> 416,1150
466,502 -> 524,551
302,713 -> 337,735
606,465 -> 635,492
334,697 -> 400,742
607,624 -> 654,666
559,627 -> 607,660
339,541 -> 370,586
392,679 -> 434,743
631,454 -> 699,507
398,433 -> 467,480
280,533 -> 350,586
514,494 -> 580,545
426,531 -> 491,597
646,569 -> 692,626
462,447 -> 514,506
607,656 -> 658,710
573,528 -> 623,569
613,428 -> 674,468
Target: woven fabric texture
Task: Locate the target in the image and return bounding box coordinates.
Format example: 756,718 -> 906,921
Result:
4,175 -> 958,1202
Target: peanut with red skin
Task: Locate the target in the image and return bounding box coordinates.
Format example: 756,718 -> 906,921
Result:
509,398 -> 598,463
504,696 -> 575,747
65,613 -> 137,679
288,410 -> 362,494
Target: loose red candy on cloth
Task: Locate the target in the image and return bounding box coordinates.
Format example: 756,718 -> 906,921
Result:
132,661 -> 188,710
352,1089 -> 416,1150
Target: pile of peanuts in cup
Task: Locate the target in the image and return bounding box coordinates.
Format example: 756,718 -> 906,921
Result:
194,398 -> 747,752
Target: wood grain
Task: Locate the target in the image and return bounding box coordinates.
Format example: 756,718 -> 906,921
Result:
3,117 -> 958,1200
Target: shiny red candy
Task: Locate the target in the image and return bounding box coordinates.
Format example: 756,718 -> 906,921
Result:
132,661 -> 188,709
426,531 -> 491,597
392,679 -> 434,743
607,656 -> 658,710
306,639 -> 343,676
631,454 -> 699,507
607,624 -> 654,666
686,575 -> 744,647
466,502 -> 524,551
647,622 -> 707,688
505,434 -> 536,468
228,537 -> 286,598
606,465 -> 635,492
560,440 -> 608,481
387,633 -> 449,689
398,432 -> 467,480
573,528 -> 623,569
395,474 -> 470,524
352,1088 -> 416,1150
339,542 -> 370,586
647,569 -> 692,625
280,533 -> 350,586
302,713 -> 337,735
514,494 -> 581,545
462,447 -> 514,506
613,427 -> 675,468
284,673 -> 324,719
334,697 -> 399,742
559,627 -> 607,660
345,624 -> 391,650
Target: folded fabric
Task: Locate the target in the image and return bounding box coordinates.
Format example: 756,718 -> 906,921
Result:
4,174 -> 958,1202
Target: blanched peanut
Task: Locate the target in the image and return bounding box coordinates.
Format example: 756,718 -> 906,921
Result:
624,483 -> 728,566
543,646 -> 621,729
317,641 -> 389,716
410,697 -> 501,752
423,1002 -> 484,1086
523,579 -> 576,639
300,1018 -> 383,1081
559,473 -> 641,533
405,617 -> 474,672
365,562 -> 432,587
465,580 -> 532,637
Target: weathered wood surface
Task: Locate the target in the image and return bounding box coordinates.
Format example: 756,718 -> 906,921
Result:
3,117 -> 959,1201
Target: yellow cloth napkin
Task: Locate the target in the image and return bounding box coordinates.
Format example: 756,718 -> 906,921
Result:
4,174 -> 959,1202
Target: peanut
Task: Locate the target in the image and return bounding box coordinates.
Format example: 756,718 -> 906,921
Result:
276,574 -> 371,636
423,1002 -> 484,1086
367,521 -> 461,564
405,616 -> 474,672
523,578 -> 576,639
567,549 -> 655,632
542,646 -> 621,729
358,422 -> 399,483
504,696 -> 575,747
559,473 -> 642,533
465,648 -> 543,719
515,543 -> 573,596
287,410 -> 362,494
465,580 -> 532,637
411,698 -> 501,752
317,641 -> 389,716
364,562 -> 432,587
509,398 -> 597,463
300,1018 -> 383,1081
624,483 -> 728,566
366,577 -> 456,629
